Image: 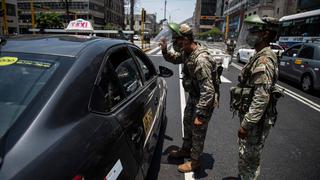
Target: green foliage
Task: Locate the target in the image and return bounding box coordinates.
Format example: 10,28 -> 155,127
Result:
36,13 -> 64,29
104,23 -> 117,30
197,27 -> 223,40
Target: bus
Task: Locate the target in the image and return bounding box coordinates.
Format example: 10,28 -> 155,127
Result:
278,9 -> 320,49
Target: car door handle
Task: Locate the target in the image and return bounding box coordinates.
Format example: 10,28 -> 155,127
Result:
154,97 -> 159,105
131,127 -> 143,143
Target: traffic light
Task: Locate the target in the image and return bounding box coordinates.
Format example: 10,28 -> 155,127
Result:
141,9 -> 146,22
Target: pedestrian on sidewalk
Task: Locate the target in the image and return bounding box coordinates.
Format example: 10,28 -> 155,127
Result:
159,23 -> 219,173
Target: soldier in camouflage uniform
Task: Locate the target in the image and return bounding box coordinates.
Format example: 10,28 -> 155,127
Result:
159,23 -> 216,173
234,15 -> 280,180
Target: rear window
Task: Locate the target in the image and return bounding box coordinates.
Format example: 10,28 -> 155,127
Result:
0,54 -> 70,137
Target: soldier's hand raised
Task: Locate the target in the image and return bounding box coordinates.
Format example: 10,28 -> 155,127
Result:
159,37 -> 167,51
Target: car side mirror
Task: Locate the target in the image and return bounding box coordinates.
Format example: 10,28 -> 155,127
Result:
159,66 -> 173,78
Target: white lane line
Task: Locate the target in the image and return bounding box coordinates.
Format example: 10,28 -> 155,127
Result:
147,46 -> 161,54
231,62 -> 320,113
179,64 -> 186,138
157,50 -> 162,55
179,64 -> 195,180
221,75 -> 232,83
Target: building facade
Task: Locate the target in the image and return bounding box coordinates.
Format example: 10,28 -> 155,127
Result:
194,0 -> 217,33
17,0 -> 124,33
0,0 -> 19,35
125,13 -> 158,35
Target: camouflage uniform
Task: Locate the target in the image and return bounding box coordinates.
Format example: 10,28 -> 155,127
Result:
162,42 -> 215,161
237,46 -> 278,180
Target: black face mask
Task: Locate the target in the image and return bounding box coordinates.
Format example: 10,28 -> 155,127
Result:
172,39 -> 183,52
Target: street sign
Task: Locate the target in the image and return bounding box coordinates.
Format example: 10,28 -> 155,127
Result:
200,16 -> 216,20
66,19 -> 94,33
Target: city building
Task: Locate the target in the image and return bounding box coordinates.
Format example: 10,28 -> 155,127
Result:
125,13 -> 158,36
0,0 -> 19,35
194,0 -> 218,33
17,0 -> 124,34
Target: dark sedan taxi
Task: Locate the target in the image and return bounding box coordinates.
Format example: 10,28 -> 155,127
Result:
0,35 -> 172,180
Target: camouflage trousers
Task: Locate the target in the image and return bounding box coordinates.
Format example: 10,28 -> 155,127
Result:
238,117 -> 272,180
182,97 -> 213,161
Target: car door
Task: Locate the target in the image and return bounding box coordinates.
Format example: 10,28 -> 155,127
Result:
88,47 -> 142,180
279,44 -> 302,80
294,45 -> 315,81
107,46 -> 153,175
128,45 -> 162,175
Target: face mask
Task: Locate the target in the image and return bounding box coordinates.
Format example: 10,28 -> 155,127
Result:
173,39 -> 183,52
245,33 -> 261,48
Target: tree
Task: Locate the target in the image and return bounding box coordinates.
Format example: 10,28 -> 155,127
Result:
197,27 -> 223,40
104,23 -> 117,30
36,13 -> 64,30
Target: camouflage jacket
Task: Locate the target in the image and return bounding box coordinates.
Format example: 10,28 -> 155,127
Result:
238,46 -> 278,130
162,42 -> 215,119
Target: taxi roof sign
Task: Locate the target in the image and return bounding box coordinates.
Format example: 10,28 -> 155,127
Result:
66,19 -> 94,32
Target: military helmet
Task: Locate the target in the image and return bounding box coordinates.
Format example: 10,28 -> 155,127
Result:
244,15 -> 279,32
168,22 -> 182,37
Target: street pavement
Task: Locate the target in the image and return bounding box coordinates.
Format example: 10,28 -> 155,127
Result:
144,42 -> 320,180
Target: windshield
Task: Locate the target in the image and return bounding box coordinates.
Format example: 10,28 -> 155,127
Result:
0,54 -> 63,138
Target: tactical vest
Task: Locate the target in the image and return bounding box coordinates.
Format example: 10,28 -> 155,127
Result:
182,48 -> 222,106
230,47 -> 284,124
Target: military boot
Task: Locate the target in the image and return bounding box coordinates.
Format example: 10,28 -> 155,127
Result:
177,159 -> 200,173
169,148 -> 191,158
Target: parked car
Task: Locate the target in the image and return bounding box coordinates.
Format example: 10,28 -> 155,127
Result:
235,43 -> 285,63
133,34 -> 140,40
279,42 -> 320,92
208,48 -> 231,69
0,35 -> 173,180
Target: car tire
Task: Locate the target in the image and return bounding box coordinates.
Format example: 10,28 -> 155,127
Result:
301,75 -> 313,92
237,53 -> 241,63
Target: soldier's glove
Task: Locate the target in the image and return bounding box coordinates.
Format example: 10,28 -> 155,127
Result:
238,127 -> 248,139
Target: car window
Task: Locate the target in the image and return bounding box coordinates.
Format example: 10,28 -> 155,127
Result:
298,46 -> 314,59
0,54 -> 65,138
130,47 -> 157,82
271,44 -> 283,50
283,45 -> 301,57
90,62 -> 124,113
109,47 -> 143,96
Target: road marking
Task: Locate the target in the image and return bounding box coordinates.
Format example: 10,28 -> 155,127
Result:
231,62 -> 320,113
221,76 -> 232,83
178,64 -> 195,180
147,46 -> 161,54
179,64 -> 186,138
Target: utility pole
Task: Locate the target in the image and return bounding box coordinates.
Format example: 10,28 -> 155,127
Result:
30,0 -> 35,34
225,15 -> 229,41
164,0 -> 167,20
2,0 -> 8,35
65,0 -> 70,23
130,0 -> 134,42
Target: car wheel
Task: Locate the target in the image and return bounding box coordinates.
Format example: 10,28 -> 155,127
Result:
301,75 -> 313,92
237,53 -> 241,63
